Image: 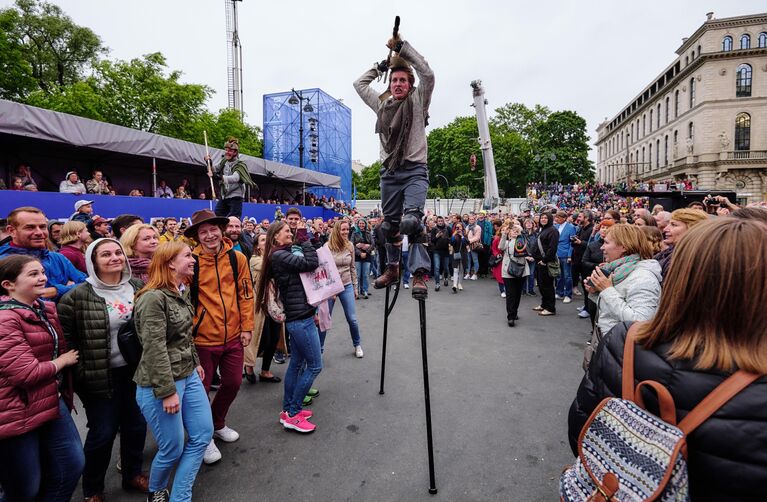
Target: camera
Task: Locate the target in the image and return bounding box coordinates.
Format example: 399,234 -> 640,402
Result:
585,267 -> 611,288
569,235 -> 578,243
703,194 -> 720,206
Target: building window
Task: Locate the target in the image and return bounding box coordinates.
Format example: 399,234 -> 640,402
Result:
740,34 -> 750,49
641,147 -> 645,168
649,110 -> 653,132
664,135 -> 668,166
656,139 -> 660,168
723,36 -> 733,51
736,64 -> 752,97
688,121 -> 694,140
657,104 -> 661,129
630,123 -> 634,143
697,44 -> 701,56
649,144 -> 653,170
665,97 -> 669,123
674,90 -> 679,117
735,113 -> 750,151
759,32 -> 767,48
689,78 -> 696,108
642,114 -> 646,135
673,130 -> 678,150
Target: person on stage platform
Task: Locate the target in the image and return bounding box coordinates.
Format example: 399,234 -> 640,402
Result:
205,137 -> 257,220
354,31 -> 434,299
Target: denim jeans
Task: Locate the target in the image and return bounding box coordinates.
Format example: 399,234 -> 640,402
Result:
525,262 -> 537,293
555,258 -> 573,298
283,316 -> 323,416
467,250 -> 479,275
355,260 -> 371,295
136,372 -> 213,502
319,283 -> 361,350
81,366 -> 147,497
0,399 -> 85,502
433,251 -> 451,284
402,250 -> 411,284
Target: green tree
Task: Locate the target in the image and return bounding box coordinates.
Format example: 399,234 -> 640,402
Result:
28,52 -> 212,136
2,0 -> 104,94
491,103 -> 550,143
0,9 -> 36,100
181,108 -> 263,157
427,116 -> 484,198
536,110 -> 594,183
358,161 -> 382,196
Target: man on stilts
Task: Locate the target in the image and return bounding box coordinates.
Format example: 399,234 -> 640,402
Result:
206,137 -> 257,220
354,30 -> 434,299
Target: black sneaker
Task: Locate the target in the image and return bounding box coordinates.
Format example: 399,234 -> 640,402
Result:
273,352 -> 286,364
147,489 -> 169,502
435,283 -> 440,291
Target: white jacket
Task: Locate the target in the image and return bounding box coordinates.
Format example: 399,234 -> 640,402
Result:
594,259 -> 662,335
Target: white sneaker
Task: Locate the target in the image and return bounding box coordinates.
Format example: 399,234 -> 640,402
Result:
458,284 -> 463,291
403,283 -> 409,289
204,440 -> 222,464
213,426 -> 240,443
355,346 -> 364,358
501,292 -> 507,298
563,297 -> 572,304
464,274 -> 470,280
578,310 -> 590,319
555,294 -> 563,300
471,274 -> 478,281
576,306 -> 585,312
573,289 -> 582,296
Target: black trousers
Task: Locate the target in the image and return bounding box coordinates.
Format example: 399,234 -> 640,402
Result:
214,196 -> 243,219
502,277 -> 525,321
259,317 -> 281,372
81,366 -> 147,496
478,246 -> 489,276
537,265 -> 556,313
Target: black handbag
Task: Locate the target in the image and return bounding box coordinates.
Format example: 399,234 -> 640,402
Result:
488,254 -> 503,267
506,257 -> 526,277
117,317 -> 142,367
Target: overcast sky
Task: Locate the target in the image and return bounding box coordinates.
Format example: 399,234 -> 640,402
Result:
5,0 -> 765,166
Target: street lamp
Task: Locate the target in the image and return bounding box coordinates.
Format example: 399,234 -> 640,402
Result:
288,88 -> 314,204
534,152 -> 557,187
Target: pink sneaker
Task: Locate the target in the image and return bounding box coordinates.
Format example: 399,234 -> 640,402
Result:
279,410 -> 313,425
282,413 -> 316,433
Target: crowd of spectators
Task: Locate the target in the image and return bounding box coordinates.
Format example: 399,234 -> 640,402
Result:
3,164 -> 357,215
0,178 -> 766,501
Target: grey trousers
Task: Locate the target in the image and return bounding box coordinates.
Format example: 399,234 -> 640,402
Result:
380,164 -> 431,274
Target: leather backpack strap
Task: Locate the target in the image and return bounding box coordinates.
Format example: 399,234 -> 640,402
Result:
678,370 -> 761,435
621,322 -> 644,400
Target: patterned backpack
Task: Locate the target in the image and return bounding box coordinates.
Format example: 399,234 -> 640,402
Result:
560,323 -> 760,502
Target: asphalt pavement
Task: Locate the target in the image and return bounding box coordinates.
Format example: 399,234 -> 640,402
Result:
72,276 -> 592,501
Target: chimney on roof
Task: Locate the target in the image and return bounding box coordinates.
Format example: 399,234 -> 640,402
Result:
706,12 -> 714,21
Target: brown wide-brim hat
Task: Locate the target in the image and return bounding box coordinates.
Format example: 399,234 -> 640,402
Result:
183,209 -> 229,238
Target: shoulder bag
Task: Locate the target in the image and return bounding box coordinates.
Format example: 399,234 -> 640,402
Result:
537,237 -> 561,278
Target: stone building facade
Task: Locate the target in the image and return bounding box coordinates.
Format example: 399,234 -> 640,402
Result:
595,12 -> 767,204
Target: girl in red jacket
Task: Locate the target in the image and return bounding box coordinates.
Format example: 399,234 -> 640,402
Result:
0,255 -> 83,501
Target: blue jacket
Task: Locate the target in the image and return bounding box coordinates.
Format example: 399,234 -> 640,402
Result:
0,243 -> 87,301
555,222 -> 577,259
478,219 -> 494,246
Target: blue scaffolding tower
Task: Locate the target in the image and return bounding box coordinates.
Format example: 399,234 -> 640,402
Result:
263,89 -> 352,202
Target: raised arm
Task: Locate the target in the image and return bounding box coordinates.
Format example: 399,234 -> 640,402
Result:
353,66 -> 383,113
398,41 -> 434,112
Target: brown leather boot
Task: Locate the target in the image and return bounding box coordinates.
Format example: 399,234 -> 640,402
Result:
374,264 -> 400,289
410,271 -> 428,299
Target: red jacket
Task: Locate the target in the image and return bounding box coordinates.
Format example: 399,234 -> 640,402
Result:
0,298 -> 72,440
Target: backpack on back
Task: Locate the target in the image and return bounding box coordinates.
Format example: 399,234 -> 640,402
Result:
560,323 -> 760,502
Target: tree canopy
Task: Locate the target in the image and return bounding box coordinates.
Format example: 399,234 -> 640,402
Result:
0,0 -> 262,154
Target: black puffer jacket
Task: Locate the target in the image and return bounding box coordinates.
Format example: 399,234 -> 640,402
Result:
58,278 -> 143,399
271,239 -> 319,322
530,221 -> 558,264
568,322 -> 767,501
581,234 -> 604,277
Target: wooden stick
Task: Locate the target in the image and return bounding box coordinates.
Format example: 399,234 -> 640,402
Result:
203,131 -> 217,200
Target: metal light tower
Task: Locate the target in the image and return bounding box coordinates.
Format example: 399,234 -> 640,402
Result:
225,0 -> 244,116
470,80 -> 499,209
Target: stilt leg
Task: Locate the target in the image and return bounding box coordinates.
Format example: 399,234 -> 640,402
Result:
379,277 -> 401,395
418,299 -> 438,494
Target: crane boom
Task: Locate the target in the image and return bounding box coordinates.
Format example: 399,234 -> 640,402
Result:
471,80 -> 499,209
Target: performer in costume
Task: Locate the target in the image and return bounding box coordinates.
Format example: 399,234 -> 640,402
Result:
353,33 -> 434,298
207,137 -> 257,219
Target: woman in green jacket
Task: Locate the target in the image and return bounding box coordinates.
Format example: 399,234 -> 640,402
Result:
58,238 -> 148,500
133,241 -> 212,502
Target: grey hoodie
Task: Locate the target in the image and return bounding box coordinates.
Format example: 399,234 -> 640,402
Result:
85,238 -> 135,368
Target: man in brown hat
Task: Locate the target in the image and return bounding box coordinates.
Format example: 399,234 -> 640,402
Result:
353,32 -> 434,299
183,209 -> 255,465
205,137 -> 257,219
